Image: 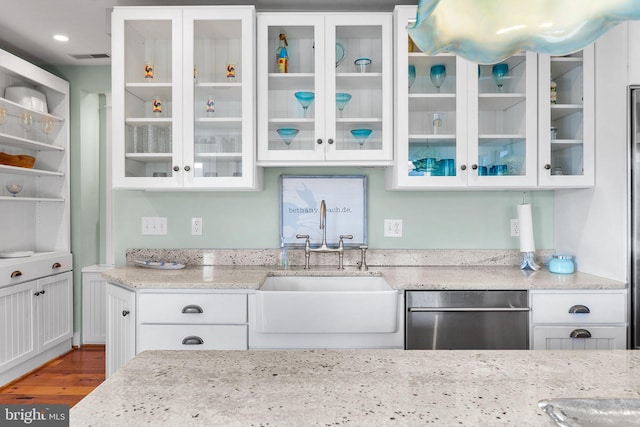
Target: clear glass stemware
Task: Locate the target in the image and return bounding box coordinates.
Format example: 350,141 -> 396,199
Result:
430,64 -> 446,92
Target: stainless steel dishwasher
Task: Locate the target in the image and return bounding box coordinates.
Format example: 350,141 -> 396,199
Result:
406,290 -> 529,350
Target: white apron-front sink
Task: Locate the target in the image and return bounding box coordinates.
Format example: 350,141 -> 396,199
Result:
255,276 -> 399,334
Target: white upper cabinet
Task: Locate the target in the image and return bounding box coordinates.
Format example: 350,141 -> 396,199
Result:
389,6 -> 537,190
257,13 -> 393,166
538,45 -> 595,188
112,6 -> 259,190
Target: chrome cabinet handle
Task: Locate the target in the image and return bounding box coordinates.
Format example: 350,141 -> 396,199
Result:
460,164 -> 467,171
568,304 -> 591,314
181,305 -> 203,314
544,164 -> 552,170
11,270 -> 22,278
570,328 -> 592,338
40,290 -> 45,295
34,291 -> 41,296
316,138 -> 323,145
182,336 -> 204,345
184,165 -> 191,172
328,138 -> 334,145
122,310 -> 130,317
173,165 -> 180,172
471,164 -> 478,170
52,262 -> 62,269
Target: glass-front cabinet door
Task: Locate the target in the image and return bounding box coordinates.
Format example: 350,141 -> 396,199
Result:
390,5 -> 467,188
538,45 -> 594,188
112,8 -> 182,188
469,51 -> 538,188
257,13 -> 392,165
182,7 -> 256,188
112,6 -> 257,190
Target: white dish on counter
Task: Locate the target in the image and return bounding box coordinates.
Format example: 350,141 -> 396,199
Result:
134,260 -> 185,270
0,250 -> 34,258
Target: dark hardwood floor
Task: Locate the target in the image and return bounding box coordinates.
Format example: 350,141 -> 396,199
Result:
0,345 -> 105,407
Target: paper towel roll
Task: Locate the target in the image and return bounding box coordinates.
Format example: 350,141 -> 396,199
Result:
517,203 -> 535,252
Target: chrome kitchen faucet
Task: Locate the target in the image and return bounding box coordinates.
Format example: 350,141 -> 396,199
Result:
296,199 -> 352,269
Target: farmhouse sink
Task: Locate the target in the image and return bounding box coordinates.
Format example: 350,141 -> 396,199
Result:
255,276 -> 399,334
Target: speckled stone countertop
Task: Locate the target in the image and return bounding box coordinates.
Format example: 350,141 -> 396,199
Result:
70,349 -> 640,426
102,265 -> 625,291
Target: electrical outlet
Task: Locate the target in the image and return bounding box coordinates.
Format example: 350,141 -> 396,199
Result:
510,219 -> 520,237
384,219 -> 403,237
141,217 -> 167,235
191,217 -> 203,235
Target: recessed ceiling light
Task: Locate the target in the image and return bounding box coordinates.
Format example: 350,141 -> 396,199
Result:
53,34 -> 69,42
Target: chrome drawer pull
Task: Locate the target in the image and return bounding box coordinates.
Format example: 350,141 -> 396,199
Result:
570,328 -> 592,339
122,310 -> 130,317
52,262 -> 62,269
11,270 -> 22,278
182,336 -> 204,345
182,305 -> 204,314
568,304 -> 591,314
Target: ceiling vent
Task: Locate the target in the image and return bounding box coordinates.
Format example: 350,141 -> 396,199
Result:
70,53 -> 111,60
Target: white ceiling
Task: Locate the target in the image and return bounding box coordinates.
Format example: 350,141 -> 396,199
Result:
0,0 -> 414,67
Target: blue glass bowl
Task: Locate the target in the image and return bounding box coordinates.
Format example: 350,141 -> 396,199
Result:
492,63 -> 509,77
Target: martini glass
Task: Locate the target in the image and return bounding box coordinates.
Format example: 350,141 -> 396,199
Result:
294,91 -> 315,118
336,93 -> 352,118
492,63 -> 509,92
430,64 -> 446,92
276,128 -> 299,149
350,128 -> 372,149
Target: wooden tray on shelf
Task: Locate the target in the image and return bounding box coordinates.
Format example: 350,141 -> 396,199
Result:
0,152 -> 35,168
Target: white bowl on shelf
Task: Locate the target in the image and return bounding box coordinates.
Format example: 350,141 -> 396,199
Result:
5,86 -> 48,113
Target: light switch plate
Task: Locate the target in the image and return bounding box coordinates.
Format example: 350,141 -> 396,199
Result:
191,217 -> 202,235
141,217 -> 167,235
384,219 -> 402,237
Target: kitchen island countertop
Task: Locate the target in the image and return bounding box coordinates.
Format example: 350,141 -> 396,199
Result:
70,349 -> 640,426
102,264 -> 626,291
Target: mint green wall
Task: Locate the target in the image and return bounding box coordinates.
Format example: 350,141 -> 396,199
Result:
112,167 -> 553,265
44,65 -> 111,338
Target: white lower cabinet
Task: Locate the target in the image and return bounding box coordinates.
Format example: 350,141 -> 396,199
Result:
530,289 -> 627,350
106,283 -> 136,378
137,291 -> 248,351
106,286 -> 248,376
0,271 -> 73,387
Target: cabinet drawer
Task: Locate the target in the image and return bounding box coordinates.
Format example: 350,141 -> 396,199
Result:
531,292 -> 626,324
532,326 -> 627,350
138,293 -> 247,324
138,324 -> 247,351
0,253 -> 72,287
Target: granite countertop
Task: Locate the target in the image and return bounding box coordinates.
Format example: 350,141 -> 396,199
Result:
70,349 -> 640,426
102,264 -> 626,291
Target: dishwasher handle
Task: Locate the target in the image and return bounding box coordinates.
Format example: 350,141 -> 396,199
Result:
408,307 -> 530,312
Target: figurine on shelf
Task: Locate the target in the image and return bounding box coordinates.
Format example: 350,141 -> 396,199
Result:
276,32 -> 288,73
550,81 -> 557,104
